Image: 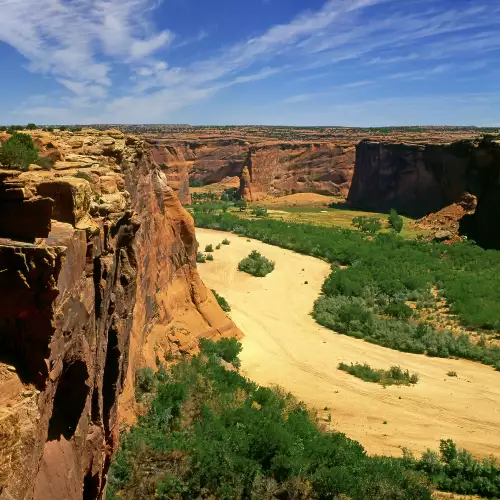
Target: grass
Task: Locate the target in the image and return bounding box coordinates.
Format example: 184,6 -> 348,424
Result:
193,213 -> 500,369
338,362 -> 419,386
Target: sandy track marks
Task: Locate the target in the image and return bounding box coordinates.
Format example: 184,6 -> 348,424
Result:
196,228 -> 500,458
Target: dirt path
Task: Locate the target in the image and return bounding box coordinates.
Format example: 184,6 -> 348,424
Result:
196,228 -> 500,459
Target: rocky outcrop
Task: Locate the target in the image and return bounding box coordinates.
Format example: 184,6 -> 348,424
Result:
149,139 -> 355,200
240,143 -> 355,201
348,139 -> 497,217
0,130 -> 239,500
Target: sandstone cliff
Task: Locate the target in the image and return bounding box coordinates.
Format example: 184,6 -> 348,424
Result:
348,139 -> 497,217
148,139 -> 355,200
0,130 -> 239,500
240,143 -> 355,201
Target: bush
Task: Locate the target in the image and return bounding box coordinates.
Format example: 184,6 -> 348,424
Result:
216,244 -> 221,250
389,208 -> 404,233
0,133 -> 38,170
238,250 -> 275,277
222,238 -> 231,245
384,301 -> 414,319
212,289 -> 231,312
108,342 -> 432,500
196,252 -> 206,263
189,179 -> 205,187
135,367 -> 157,402
352,216 -> 382,234
235,199 -> 247,212
26,123 -> 37,130
252,207 -> 268,217
221,187 -> 239,202
446,371 -> 458,377
206,254 -> 214,261
205,244 -> 214,252
338,362 -> 419,386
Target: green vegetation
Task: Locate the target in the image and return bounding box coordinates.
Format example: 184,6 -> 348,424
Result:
446,371 -> 458,377
193,214 -> 500,369
196,252 -> 206,263
205,244 -> 214,253
108,340 -> 431,500
221,187 -> 240,202
26,123 -> 37,130
238,250 -> 275,277
389,209 -> 404,233
189,179 -> 205,188
206,254 -> 214,261
252,207 -> 268,217
135,367 -> 157,402
338,362 -> 419,386
0,133 -> 38,170
212,289 -> 231,312
352,216 -> 383,234
222,238 -> 231,245
216,244 -> 221,250
109,340 -> 500,499
34,156 -> 56,170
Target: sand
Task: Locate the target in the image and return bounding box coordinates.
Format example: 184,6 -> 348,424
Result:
196,228 -> 500,459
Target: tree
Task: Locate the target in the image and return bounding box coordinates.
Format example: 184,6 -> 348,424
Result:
0,133 -> 38,170
388,209 -> 404,233
352,216 -> 382,234
26,123 -> 37,130
235,200 -> 247,212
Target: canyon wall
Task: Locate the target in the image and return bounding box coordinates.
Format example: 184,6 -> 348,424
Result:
150,139 -> 355,199
348,138 -> 500,247
0,130 -> 239,500
240,143 -> 355,201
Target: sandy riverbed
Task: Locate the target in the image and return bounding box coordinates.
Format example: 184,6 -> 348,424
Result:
196,228 -> 500,458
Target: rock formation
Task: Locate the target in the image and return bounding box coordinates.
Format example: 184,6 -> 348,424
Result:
348,138 -> 500,248
239,143 -> 355,201
0,129 -> 239,500
147,139 -> 355,200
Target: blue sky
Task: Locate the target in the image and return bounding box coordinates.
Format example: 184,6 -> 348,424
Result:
0,0 -> 499,126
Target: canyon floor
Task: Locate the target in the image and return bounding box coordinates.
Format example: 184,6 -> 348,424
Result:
196,228 -> 500,459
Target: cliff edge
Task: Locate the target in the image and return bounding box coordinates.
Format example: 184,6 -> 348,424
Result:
0,129 -> 239,500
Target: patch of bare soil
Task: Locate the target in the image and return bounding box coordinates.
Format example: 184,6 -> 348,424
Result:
196,228 -> 500,459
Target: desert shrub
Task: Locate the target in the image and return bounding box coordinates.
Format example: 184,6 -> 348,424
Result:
235,199 -> 247,211
212,289 -> 231,312
108,341 -> 432,500
135,367 -> 157,402
196,252 -> 206,263
206,254 -> 214,261
221,187 -> 239,202
0,133 -> 38,170
199,338 -> 242,367
252,207 -> 268,217
338,362 -> 419,386
352,216 -> 382,234
189,179 -> 204,187
389,208 -> 404,233
446,371 -> 458,377
26,123 -> 37,130
238,250 -> 275,277
205,244 -> 214,252
216,244 -> 221,250
222,238 -> 231,245
384,301 -> 414,319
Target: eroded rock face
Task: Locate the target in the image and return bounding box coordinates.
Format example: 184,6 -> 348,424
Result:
240,143 -> 355,201
0,130 -> 239,500
348,140 -> 497,217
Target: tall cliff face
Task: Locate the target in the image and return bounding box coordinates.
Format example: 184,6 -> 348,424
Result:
240,143 -> 355,201
348,140 -> 498,218
0,130 -> 239,500
149,139 -> 355,200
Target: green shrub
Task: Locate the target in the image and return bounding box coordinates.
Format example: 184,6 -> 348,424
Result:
199,337 -> 242,367
196,252 -> 206,263
216,244 -> 221,250
108,342 -> 432,500
338,362 -> 419,386
352,216 -> 382,234
206,254 -> 214,261
205,244 -> 214,252
252,207 -> 268,217
135,367 -> 156,402
389,208 -> 404,233
446,371 -> 458,377
26,123 -> 37,130
221,187 -> 239,202
222,238 -> 231,245
189,179 -> 204,187
235,199 -> 247,212
212,289 -> 231,312
0,133 -> 38,170
384,301 -> 414,319
238,250 -> 275,277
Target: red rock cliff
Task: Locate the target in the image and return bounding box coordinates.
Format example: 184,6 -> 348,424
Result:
0,130 -> 239,500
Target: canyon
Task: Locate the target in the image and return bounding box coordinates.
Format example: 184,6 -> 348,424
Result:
0,130 -> 239,500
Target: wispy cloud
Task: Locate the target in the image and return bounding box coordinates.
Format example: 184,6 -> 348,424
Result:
2,0 -> 500,123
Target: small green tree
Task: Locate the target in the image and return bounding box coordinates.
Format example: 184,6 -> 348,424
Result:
235,200 -> 247,212
0,133 -> 38,170
252,207 -> 268,217
205,244 -> 214,253
388,209 -> 404,233
238,250 -> 275,277
26,123 -> 37,130
352,216 -> 382,234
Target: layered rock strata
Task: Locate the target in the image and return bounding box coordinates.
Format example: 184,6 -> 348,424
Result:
0,129 -> 239,500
